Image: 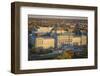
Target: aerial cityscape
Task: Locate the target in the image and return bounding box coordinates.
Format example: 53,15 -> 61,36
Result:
28,15 -> 88,60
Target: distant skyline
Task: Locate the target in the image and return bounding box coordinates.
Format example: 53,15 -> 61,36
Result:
28,15 -> 88,20
28,15 -> 88,30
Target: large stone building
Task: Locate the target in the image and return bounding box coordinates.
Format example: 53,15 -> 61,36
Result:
35,37 -> 54,49
81,35 -> 87,45
72,36 -> 81,45
57,35 -> 73,47
35,26 -> 87,49
57,34 -> 87,47
35,34 -> 87,49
